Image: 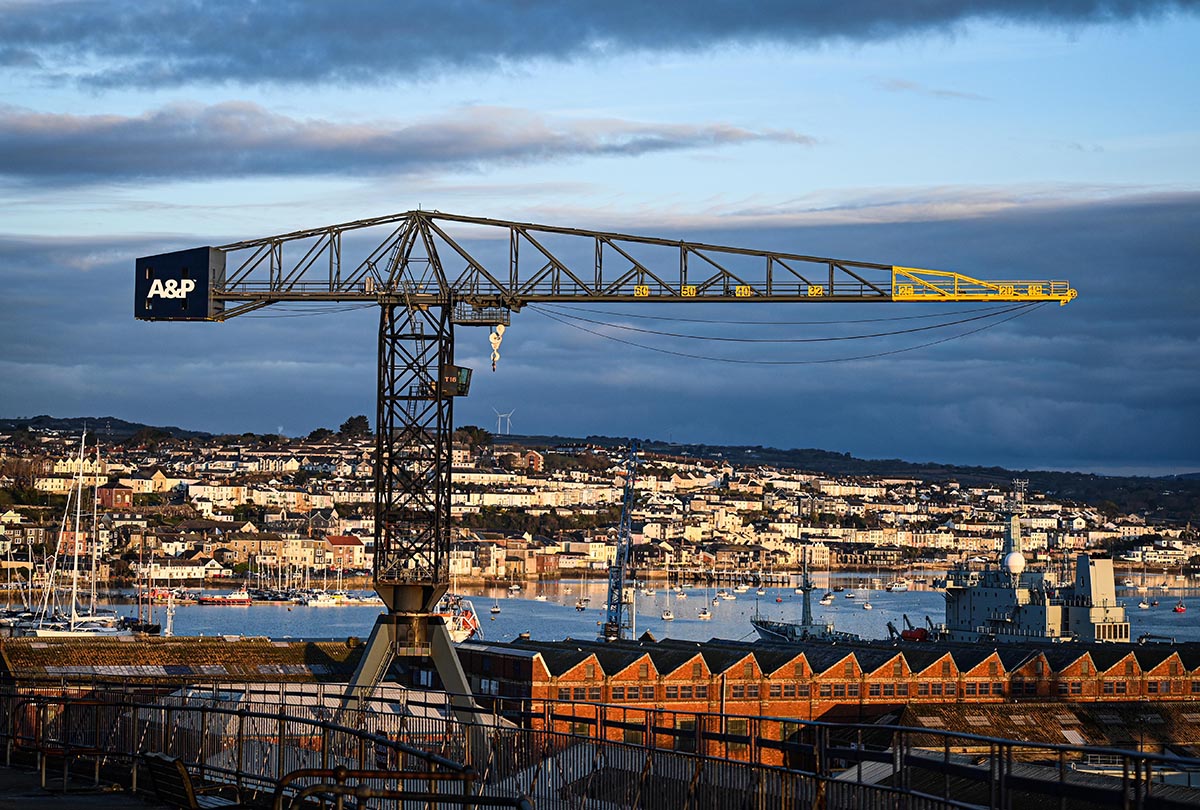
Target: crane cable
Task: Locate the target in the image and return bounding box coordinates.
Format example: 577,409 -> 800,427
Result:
535,302 -> 1006,326
528,303 -> 1032,344
532,303 -> 1045,365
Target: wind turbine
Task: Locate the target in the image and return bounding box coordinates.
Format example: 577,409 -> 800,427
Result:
493,408 -> 515,435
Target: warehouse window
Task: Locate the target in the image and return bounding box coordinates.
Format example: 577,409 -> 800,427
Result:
676,718 -> 696,753
727,718 -> 748,753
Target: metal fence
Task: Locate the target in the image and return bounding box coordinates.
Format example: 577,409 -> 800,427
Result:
4,679 -> 1200,809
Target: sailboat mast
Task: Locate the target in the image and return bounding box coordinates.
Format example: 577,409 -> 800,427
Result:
37,459 -> 76,625
69,431 -> 86,630
89,445 -> 100,610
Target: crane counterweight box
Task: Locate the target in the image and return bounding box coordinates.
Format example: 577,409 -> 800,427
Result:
135,246 -> 225,321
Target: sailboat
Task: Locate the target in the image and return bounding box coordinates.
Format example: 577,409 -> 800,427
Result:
661,588 -> 675,621
861,579 -> 873,611
29,433 -> 132,637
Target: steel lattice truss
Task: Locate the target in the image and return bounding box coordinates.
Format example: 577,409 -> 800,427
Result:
374,304 -> 454,612
208,210 -> 1076,320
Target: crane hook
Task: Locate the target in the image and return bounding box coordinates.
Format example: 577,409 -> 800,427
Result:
489,324 -> 506,372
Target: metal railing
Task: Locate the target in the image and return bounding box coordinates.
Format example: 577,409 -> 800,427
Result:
0,688 -> 520,808
4,679 -> 1200,809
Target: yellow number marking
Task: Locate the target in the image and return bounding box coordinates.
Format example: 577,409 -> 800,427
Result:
897,284 -> 914,297
1026,284 -> 1043,296
998,285 -> 1015,296
681,285 -> 697,297
734,285 -> 753,298
634,285 -> 650,297
807,284 -> 826,297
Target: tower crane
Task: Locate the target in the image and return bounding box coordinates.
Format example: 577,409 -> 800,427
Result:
603,444 -> 639,643
134,210 -> 1076,707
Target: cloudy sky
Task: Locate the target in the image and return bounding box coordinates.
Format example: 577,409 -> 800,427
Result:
1,0 -> 1197,475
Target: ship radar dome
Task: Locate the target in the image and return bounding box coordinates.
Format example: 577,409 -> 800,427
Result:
1002,551 -> 1026,576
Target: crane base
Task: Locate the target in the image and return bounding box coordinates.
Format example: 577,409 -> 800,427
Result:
340,613 -> 483,725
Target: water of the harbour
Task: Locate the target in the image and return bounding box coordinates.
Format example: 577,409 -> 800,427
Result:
104,573 -> 1200,646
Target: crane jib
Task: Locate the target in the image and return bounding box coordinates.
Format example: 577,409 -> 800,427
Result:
133,211 -> 1076,322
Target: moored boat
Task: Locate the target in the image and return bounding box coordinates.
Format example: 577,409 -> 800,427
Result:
197,589 -> 253,606
435,594 -> 483,642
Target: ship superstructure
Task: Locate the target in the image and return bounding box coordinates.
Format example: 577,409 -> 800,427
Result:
940,482 -> 1129,644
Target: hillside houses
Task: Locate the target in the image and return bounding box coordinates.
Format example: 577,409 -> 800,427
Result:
1,426 -> 1195,588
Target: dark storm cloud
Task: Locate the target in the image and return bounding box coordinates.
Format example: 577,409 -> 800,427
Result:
2,193 -> 1197,473
0,102 -> 811,185
0,1 -> 1195,88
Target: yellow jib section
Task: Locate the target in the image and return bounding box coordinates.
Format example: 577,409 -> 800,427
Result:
891,267 -> 1077,305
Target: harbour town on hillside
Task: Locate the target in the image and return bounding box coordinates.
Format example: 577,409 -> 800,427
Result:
2,423 -> 1195,601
